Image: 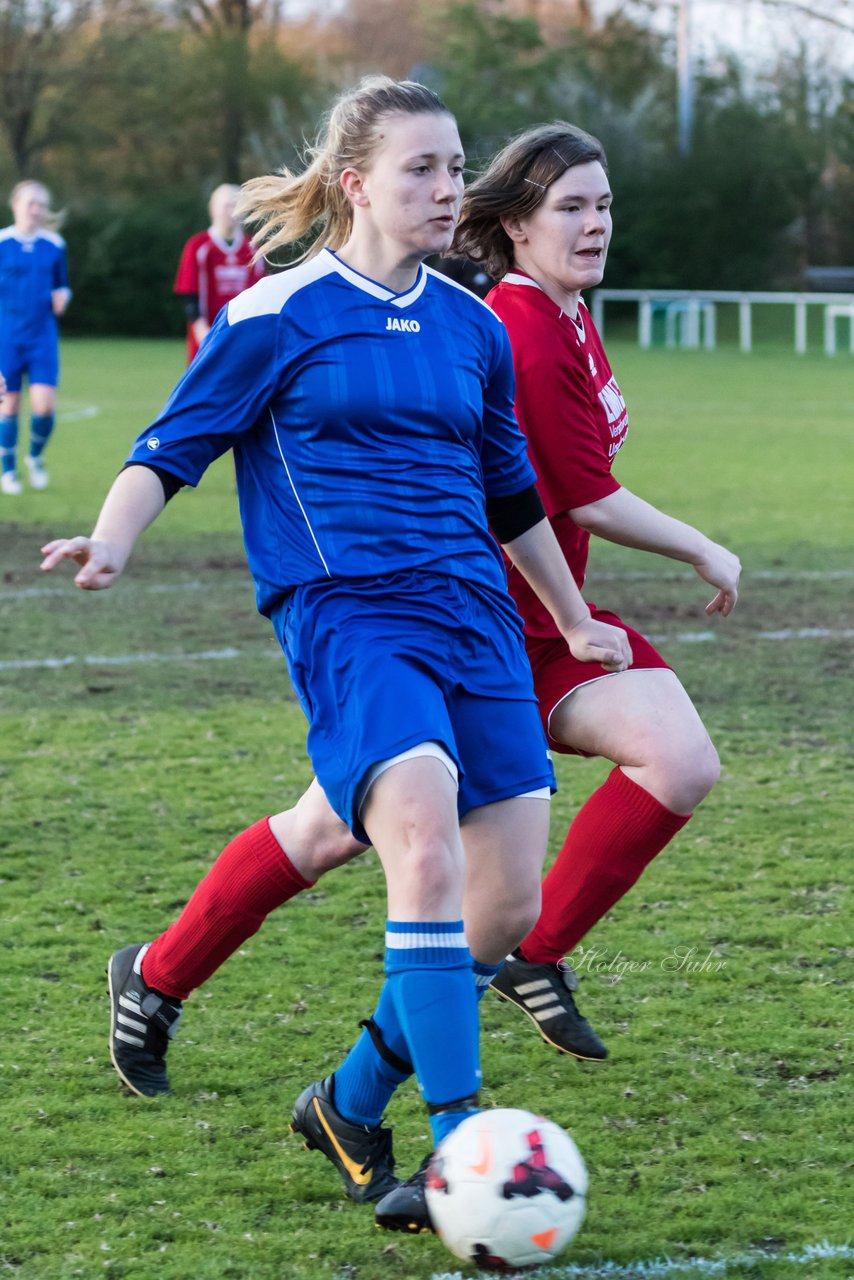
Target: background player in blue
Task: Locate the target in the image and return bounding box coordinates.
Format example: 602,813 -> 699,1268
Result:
0,181 -> 71,495
40,77 -> 630,1208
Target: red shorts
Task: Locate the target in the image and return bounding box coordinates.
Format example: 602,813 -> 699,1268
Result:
526,606 -> 670,756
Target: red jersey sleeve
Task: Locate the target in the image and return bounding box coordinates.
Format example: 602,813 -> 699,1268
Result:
174,232 -> 205,296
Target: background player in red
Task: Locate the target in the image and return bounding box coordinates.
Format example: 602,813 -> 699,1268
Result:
451,122 -> 741,1060
174,183 -> 265,363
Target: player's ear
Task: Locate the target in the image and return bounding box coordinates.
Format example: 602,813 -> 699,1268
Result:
340,168 -> 370,208
500,213 -> 528,245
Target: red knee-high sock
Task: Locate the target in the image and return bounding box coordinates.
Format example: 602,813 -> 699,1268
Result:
141,817 -> 314,1000
520,768 -> 690,965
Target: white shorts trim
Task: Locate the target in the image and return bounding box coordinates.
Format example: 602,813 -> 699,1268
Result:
357,741 -> 458,816
514,786 -> 552,801
545,667 -> 663,740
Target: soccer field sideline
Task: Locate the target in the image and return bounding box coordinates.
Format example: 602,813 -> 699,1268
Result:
2,624 -> 853,673
430,1239 -> 854,1280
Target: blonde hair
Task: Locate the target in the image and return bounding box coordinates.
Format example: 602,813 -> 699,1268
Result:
454,123 -> 607,280
10,180 -> 63,232
237,76 -> 452,263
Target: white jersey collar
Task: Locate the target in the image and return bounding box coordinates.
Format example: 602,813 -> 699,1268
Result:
208,228 -> 245,255
325,250 -> 428,309
502,270 -> 587,336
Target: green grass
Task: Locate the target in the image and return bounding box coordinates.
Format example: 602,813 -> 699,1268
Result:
1,339 -> 851,1280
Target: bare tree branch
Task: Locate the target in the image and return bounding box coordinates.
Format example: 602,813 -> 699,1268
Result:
756,0 -> 854,35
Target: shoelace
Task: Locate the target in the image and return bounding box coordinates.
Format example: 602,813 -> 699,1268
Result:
359,1124 -> 395,1174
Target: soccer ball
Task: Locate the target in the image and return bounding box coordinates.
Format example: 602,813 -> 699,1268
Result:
425,1108 -> 588,1271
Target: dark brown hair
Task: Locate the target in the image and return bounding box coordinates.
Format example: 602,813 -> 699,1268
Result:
453,122 -> 607,280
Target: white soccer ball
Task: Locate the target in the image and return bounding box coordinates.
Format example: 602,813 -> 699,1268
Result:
425,1108 -> 588,1271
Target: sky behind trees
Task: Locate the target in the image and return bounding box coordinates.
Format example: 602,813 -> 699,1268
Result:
0,0 -> 851,333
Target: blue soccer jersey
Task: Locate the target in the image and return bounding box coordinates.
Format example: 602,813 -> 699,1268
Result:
126,249 -> 537,617
0,227 -> 69,342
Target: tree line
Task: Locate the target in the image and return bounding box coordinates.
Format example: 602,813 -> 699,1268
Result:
1,0 -> 851,335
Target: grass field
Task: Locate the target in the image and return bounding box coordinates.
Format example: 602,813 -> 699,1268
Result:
1,338 -> 851,1280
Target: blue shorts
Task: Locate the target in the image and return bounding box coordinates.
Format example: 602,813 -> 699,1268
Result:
274,571 -> 556,842
0,329 -> 60,392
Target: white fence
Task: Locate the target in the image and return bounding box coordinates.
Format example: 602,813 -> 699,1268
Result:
590,289 -> 854,355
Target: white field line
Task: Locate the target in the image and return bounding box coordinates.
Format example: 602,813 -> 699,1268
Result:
1,628 -> 853,674
57,404 -> 100,422
0,568 -> 851,606
0,581 -> 229,601
587,569 -> 854,582
430,1240 -> 854,1280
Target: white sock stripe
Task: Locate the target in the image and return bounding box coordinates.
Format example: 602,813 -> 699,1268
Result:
385,930 -> 470,950
114,1028 -> 146,1047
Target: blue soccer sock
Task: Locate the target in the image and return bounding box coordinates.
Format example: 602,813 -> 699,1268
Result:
385,920 -> 480,1147
0,415 -> 19,474
333,982 -> 412,1128
334,952 -> 503,1131
28,414 -> 55,460
473,957 -> 504,997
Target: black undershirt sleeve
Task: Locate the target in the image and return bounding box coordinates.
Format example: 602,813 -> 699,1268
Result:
177,293 -> 200,322
486,483 -> 546,544
121,461 -> 186,504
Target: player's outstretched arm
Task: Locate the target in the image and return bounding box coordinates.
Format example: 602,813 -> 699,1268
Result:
570,486 -> 741,617
503,519 -> 632,673
40,465 -> 166,590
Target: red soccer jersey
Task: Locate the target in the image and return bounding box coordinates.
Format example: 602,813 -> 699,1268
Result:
487,271 -> 629,639
173,229 -> 265,361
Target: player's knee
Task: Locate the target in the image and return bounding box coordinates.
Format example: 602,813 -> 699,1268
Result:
397,833 -> 465,915
653,734 -> 720,813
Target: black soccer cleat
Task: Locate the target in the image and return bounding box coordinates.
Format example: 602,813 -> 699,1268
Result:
491,955 -> 608,1060
107,943 -> 183,1097
290,1076 -> 400,1205
374,1151 -> 435,1234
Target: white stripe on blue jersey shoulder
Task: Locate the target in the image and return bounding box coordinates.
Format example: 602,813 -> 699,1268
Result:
425,264 -> 496,312
0,225 -> 17,242
37,229 -> 65,247
227,252 -> 338,324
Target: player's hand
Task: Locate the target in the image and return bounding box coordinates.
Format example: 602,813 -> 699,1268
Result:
39,537 -> 125,590
51,288 -> 70,317
564,615 -> 633,672
192,318 -> 211,345
693,540 -> 741,617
